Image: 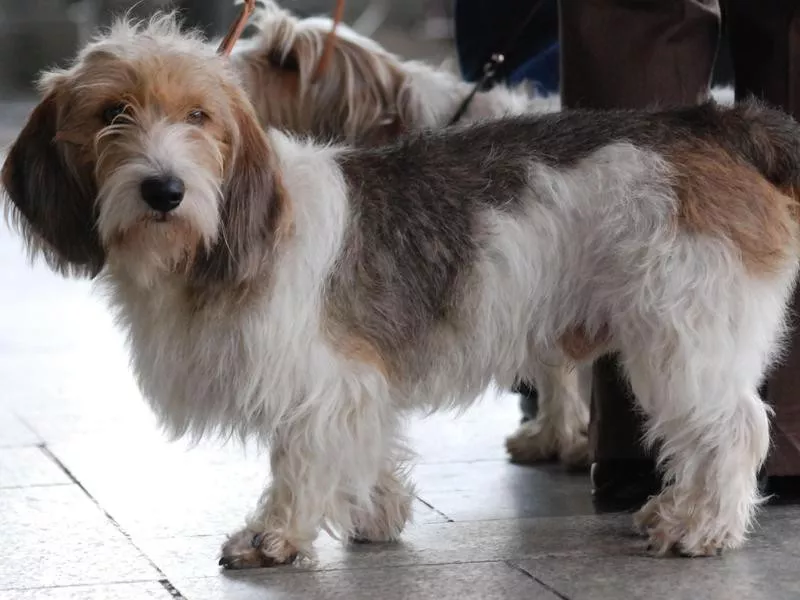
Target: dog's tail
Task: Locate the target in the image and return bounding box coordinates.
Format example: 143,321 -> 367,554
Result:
716,99 -> 800,196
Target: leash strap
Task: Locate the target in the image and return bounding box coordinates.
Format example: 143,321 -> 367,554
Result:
218,0 -> 345,81
217,0 -> 257,56
313,0 -> 347,82
448,0 -> 547,126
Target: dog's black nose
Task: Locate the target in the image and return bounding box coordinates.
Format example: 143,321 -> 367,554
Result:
140,175 -> 185,213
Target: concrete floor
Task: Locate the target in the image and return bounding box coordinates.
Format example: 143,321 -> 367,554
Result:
3,100 -> 800,599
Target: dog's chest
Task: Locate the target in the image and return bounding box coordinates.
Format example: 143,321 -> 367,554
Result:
118,290 -> 266,409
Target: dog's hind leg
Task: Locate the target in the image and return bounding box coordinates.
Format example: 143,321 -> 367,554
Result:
619,264 -> 794,556
505,360 -> 590,469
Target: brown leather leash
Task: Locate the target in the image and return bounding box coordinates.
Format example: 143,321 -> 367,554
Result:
217,0 -> 257,56
312,0 -> 347,82
217,0 -> 346,82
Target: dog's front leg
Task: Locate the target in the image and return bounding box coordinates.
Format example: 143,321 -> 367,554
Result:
219,395 -> 409,569
218,438 -> 327,569
349,461 -> 415,544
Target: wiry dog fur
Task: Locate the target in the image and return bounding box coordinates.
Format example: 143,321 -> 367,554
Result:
4,15 -> 800,565
231,1 -> 587,468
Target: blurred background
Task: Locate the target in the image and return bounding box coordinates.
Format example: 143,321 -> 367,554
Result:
0,0 -> 456,99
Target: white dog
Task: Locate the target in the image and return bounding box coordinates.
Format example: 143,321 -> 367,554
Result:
4,16 -> 799,566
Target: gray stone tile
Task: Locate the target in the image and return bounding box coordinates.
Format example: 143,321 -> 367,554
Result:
134,505 -> 789,581
0,582 -> 173,600
415,460 -> 594,521
408,390 -> 521,464
48,429 -> 451,543
0,447 -> 71,488
136,514 -> 639,581
0,325 -> 145,447
513,548 -> 800,600
48,436 -> 271,539
747,506 -> 800,555
135,502 -> 454,580
0,410 -> 40,447
15,392 -> 160,447
0,486 -> 161,590
0,231 -> 150,442
175,561 -> 559,600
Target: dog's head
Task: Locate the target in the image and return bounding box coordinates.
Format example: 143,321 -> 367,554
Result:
2,14 -> 284,288
234,1 -> 431,145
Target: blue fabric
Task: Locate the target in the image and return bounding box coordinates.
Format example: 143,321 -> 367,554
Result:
454,0 -> 559,94
508,41 -> 560,94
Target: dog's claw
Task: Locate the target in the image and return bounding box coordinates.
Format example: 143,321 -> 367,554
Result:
349,535 -> 373,545
218,551 -> 286,570
218,555 -> 237,568
219,529 -> 301,570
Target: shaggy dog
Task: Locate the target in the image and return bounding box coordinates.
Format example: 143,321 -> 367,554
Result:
3,16 -> 800,566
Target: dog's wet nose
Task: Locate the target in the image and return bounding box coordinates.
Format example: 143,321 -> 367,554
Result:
140,175 -> 185,213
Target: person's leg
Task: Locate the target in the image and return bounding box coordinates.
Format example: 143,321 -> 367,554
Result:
559,0 -> 720,109
587,357 -> 662,509
558,0 -> 721,508
728,0 -> 800,482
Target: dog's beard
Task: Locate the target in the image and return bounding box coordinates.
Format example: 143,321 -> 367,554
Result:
107,216 -> 204,286
96,161 -> 221,286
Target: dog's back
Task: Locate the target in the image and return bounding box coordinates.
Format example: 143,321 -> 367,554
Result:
709,100 -> 800,195
330,101 -> 800,381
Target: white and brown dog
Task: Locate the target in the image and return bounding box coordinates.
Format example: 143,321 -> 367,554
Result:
231,1 -> 587,468
4,15 -> 800,565
231,0 -> 543,144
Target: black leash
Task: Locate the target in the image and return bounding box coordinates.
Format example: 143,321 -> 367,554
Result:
448,0 -> 548,126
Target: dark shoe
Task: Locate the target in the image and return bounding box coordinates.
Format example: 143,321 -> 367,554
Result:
591,462 -> 771,513
514,380 -> 538,423
765,475 -> 800,504
590,459 -> 662,513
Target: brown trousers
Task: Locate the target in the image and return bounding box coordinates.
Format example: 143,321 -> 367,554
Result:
559,0 -> 800,475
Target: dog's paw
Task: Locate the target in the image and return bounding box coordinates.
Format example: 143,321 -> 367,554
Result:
634,490 -> 747,557
506,420 -> 558,464
350,471 -> 413,543
505,419 -> 589,469
350,499 -> 411,544
219,528 -> 299,570
558,433 -> 590,471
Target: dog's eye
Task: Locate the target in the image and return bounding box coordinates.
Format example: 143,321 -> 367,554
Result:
101,103 -> 127,125
186,109 -> 208,126
267,49 -> 299,72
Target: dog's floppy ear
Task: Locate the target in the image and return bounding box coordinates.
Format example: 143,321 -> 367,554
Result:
192,98 -> 286,284
2,91 -> 104,277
